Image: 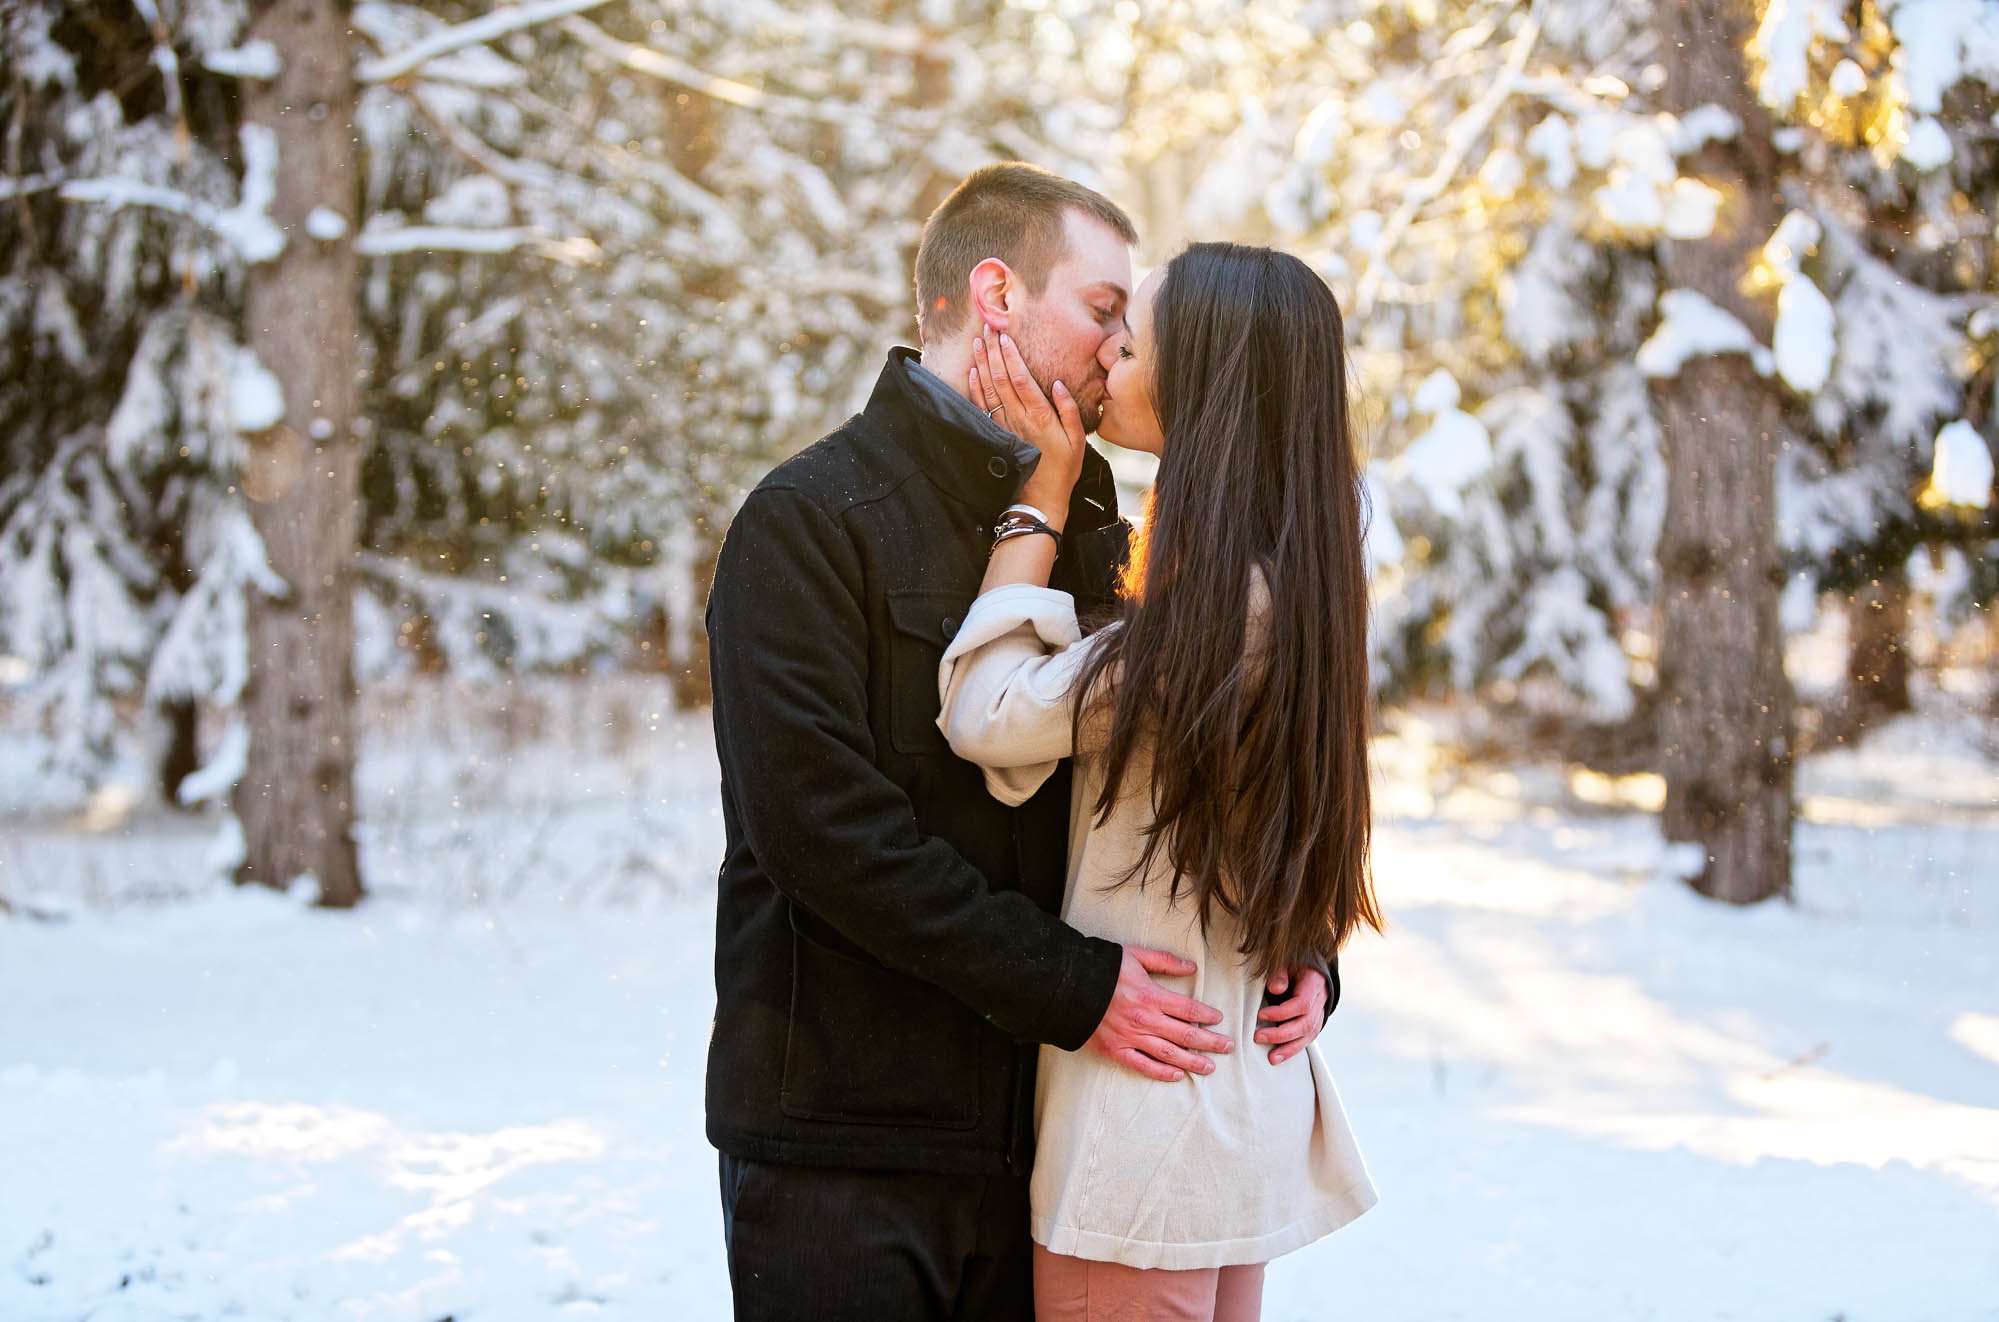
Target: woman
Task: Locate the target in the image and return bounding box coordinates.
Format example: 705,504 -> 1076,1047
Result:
937,243 -> 1383,1321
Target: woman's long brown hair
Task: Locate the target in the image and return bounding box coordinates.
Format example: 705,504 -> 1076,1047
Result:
1074,243 -> 1382,976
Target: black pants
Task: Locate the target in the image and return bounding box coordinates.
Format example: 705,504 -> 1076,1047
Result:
719,1153 -> 1033,1322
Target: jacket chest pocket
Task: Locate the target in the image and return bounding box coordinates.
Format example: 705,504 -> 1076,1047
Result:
884,589 -> 969,757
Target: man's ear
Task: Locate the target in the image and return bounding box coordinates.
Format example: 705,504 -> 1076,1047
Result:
967,257 -> 1014,334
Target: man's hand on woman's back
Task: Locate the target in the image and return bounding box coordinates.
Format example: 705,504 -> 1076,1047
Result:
1086,946 -> 1233,1082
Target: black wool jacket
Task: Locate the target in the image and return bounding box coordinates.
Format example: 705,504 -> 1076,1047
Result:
704,348 -> 1134,1175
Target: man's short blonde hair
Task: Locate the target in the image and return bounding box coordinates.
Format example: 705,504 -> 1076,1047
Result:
914,163 -> 1138,344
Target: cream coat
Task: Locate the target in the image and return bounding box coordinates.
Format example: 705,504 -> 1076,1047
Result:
936,582 -> 1377,1270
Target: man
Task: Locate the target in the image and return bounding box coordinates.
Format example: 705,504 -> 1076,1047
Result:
705,163 -> 1335,1321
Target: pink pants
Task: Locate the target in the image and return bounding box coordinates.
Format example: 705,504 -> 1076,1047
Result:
1032,1245 -> 1268,1321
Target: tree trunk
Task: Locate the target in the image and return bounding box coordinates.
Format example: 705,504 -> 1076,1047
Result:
232,0 -> 364,908
1845,569 -> 1913,720
1651,0 -> 1795,904
158,697 -> 199,808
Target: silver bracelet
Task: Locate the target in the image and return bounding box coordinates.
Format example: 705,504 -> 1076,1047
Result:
991,523 -> 1059,550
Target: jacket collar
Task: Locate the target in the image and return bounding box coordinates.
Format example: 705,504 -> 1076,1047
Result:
867,347 -> 1038,513
866,347 -> 1122,534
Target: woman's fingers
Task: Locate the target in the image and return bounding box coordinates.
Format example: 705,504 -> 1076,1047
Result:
969,363 -> 998,416
1051,380 -> 1085,448
993,332 -> 1044,409
982,334 -> 1032,421
1255,1014 -> 1314,1047
971,339 -> 1006,418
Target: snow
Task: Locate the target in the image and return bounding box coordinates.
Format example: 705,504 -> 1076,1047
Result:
1362,468 -> 1404,573
2,695 -> 1997,1320
1499,222 -> 1589,361
1902,116 -> 1955,171
1295,99 -> 1344,168
1660,177 -> 1721,239
1888,0 -> 1999,113
1493,566 -> 1634,720
176,718 -> 247,807
1751,0 -> 1852,106
31,279 -> 88,371
1825,230 -> 1963,446
1667,104 -> 1741,153
1636,289 -> 1774,380
1765,208 -> 1822,274
1346,210 -> 1385,254
1930,419 -> 1994,508
1525,114 -> 1576,189
1357,83 -> 1408,128
305,207 -> 349,241
201,40 -> 281,81
356,221 -> 545,257
144,503 -> 286,706
3,2 -> 76,90
354,0 -> 613,85
226,346 -> 284,433
1411,368 -> 1462,415
58,125 -> 285,265
215,125 -> 283,265
1829,58 -> 1869,98
1477,146 -> 1524,200
1401,406 -> 1494,519
423,175 -> 513,229
1773,274 -> 1836,394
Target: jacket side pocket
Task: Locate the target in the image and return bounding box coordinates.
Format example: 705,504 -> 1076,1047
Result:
780,909 -> 982,1129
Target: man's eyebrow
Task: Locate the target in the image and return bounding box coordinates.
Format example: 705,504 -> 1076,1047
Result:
1083,281 -> 1130,304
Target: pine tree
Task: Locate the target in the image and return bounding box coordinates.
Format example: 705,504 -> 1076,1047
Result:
1,0 -> 280,801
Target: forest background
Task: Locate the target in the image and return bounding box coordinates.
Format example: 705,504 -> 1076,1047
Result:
2,2 -> 1998,1317
6,0 -> 1999,907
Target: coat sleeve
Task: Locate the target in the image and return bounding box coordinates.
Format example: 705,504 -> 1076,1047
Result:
934,584 -> 1112,808
707,485 -> 1121,1051
940,581 -> 1343,1020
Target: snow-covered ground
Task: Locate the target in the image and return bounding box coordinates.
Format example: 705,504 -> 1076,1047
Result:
2,678 -> 1996,1321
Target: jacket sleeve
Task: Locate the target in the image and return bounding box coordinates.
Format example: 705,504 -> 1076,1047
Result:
935,584 -> 1111,808
707,485 -> 1122,1051
941,582 -> 1343,1021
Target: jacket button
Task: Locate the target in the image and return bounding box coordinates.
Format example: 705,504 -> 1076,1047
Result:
942,615 -> 959,636
987,457 -> 1009,478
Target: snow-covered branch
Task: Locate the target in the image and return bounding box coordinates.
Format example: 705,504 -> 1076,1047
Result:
202,41 -> 282,81
58,124 -> 285,263
556,17 -> 847,124
1354,0 -> 1546,322
357,223 -> 547,256
0,173 -> 65,201
357,0 -> 615,84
